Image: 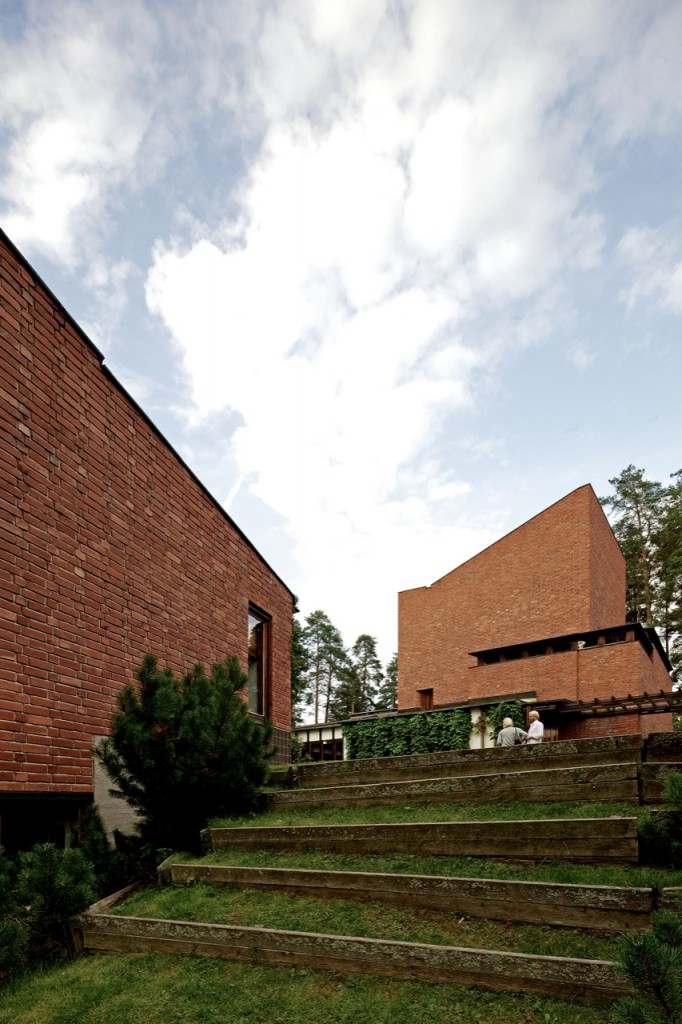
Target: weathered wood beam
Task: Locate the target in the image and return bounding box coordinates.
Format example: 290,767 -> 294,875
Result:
73,913 -> 632,1005
204,817 -> 639,864
162,863 -> 653,932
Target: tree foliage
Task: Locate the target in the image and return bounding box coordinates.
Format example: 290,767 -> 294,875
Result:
345,707 -> 473,759
601,466 -> 682,678
331,634 -> 384,719
0,843 -> 96,983
290,603 -> 310,724
291,613 -> 398,723
613,908 -> 682,1024
295,610 -> 349,724
375,652 -> 398,711
97,654 -> 272,854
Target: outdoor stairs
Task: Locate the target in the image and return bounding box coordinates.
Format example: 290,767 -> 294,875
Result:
72,732 -> 682,1009
267,734 -> 646,810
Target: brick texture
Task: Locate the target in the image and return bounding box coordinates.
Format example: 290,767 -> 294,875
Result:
0,231 -> 293,797
398,485 -> 672,737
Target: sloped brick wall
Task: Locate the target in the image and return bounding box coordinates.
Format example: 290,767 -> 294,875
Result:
0,231 -> 292,798
398,485 -> 625,708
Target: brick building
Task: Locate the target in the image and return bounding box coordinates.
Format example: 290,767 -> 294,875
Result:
0,229 -> 293,849
398,484 -> 672,738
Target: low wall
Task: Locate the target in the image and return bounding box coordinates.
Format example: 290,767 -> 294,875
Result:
205,817 -> 639,864
161,863 -> 653,932
72,912 -> 631,1005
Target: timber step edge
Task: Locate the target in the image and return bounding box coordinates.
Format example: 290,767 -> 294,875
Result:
159,862 -> 654,931
71,912 -> 633,1006
202,816 -> 639,864
284,735 -> 644,791
267,762 -> 639,810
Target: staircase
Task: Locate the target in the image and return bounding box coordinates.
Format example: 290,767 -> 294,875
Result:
72,732 -> 682,1010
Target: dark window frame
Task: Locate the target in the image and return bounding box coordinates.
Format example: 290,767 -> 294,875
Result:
247,603 -> 271,717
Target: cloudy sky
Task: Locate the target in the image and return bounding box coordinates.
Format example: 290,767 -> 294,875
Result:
2,0 -> 681,664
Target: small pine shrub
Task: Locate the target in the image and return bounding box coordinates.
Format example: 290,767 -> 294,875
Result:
613,908 -> 682,1023
0,919 -> 28,981
639,773 -> 682,869
97,654 -> 273,854
14,843 -> 96,959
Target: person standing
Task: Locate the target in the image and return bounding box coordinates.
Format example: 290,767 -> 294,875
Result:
526,710 -> 544,744
496,717 -> 527,747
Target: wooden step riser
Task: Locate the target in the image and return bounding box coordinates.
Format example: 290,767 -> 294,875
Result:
73,913 -> 631,1005
291,736 -> 643,789
640,763 -> 682,803
205,818 -> 639,864
269,764 -> 639,810
164,864 -> 653,932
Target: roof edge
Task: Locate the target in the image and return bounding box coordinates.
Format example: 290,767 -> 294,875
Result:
0,227 -> 294,600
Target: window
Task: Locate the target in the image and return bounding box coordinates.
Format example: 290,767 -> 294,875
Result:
247,606 -> 269,716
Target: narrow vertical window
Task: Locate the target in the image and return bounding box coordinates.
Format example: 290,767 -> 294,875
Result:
248,606 -> 269,716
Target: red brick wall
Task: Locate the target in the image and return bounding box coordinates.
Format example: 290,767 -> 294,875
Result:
398,485 -> 625,708
0,232 -> 292,796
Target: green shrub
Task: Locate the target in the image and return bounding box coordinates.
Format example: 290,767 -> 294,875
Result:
485,701 -> 525,737
639,773 -> 682,869
97,654 -> 273,854
345,708 -> 473,759
76,805 -> 130,897
14,843 -> 96,959
0,919 -> 28,981
612,908 -> 682,1023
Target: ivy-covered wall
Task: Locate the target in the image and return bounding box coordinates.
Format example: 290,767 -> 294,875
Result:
343,702 -> 525,760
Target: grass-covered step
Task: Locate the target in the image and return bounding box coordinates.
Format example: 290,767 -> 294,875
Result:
160,861 -> 654,931
203,816 -> 638,863
72,911 -> 632,1005
283,735 -> 642,791
267,762 -> 638,810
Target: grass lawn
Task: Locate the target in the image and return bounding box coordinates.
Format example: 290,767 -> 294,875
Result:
168,845 -> 682,889
109,882 -> 616,961
0,954 -> 614,1024
213,799 -> 640,828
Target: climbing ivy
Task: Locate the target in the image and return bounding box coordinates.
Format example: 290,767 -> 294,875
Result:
345,709 -> 474,760
485,700 -> 525,738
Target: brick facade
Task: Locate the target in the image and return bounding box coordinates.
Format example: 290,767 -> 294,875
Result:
398,485 -> 672,736
0,230 -> 293,838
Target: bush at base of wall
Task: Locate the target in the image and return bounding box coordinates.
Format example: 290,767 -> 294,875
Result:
345,709 -> 474,759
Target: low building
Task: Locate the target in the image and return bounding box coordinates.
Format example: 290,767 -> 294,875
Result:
398,485 -> 673,738
0,229 -> 293,849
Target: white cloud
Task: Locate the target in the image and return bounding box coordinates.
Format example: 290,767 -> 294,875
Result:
5,0 -> 682,659
619,226 -> 682,315
0,2 -> 156,264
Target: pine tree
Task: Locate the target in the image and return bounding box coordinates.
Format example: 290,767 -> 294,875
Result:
375,653 -> 398,710
290,602 -> 310,724
96,654 -> 272,854
297,611 -> 348,723
331,635 -> 383,718
14,844 -> 96,958
601,465 -> 682,679
613,909 -> 682,1023
600,465 -> 664,625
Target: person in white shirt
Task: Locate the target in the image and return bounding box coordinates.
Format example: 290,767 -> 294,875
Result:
526,710 -> 544,744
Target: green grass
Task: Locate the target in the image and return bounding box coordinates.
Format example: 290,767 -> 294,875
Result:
167,845 -> 682,888
212,799 -> 639,829
111,881 -> 615,961
1,798 -> 655,1022
0,954 -> 613,1024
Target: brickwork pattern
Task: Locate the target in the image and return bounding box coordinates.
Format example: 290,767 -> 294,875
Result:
0,232 -> 293,795
399,485 -> 625,707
